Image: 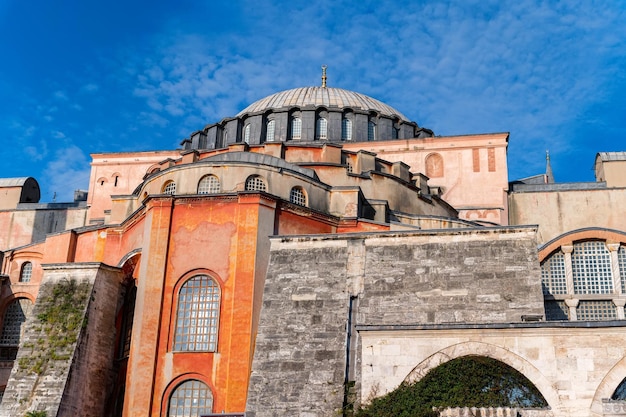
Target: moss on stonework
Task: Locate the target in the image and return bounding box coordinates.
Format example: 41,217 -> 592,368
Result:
18,278 -> 91,376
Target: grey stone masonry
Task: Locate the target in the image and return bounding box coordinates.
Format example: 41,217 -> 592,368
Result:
246,226 -> 544,416
0,263 -> 123,417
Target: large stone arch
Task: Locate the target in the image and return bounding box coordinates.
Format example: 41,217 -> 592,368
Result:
591,355 -> 626,415
402,341 -> 561,411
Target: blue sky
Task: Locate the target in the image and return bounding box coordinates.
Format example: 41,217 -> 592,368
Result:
1,0 -> 625,202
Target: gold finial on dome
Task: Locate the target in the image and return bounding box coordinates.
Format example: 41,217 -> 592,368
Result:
321,65 -> 327,88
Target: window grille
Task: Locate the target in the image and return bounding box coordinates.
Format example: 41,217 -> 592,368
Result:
576,300 -> 617,321
571,241 -> 613,294
168,380 -> 213,417
290,187 -> 306,206
619,246 -> 626,293
316,117 -> 327,140
266,120 -> 275,142
197,175 -> 220,194
163,181 -> 176,195
540,252 -> 566,295
291,117 -> 301,140
245,176 -> 266,192
0,299 -> 33,347
244,124 -> 251,144
544,300 -> 569,321
342,118 -> 352,141
20,262 -> 32,283
367,120 -> 376,141
174,275 -> 220,352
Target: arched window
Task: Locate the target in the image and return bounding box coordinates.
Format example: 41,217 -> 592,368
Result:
163,181 -> 176,195
542,239 -> 624,321
245,175 -> 267,192
316,117 -> 327,140
367,120 -> 376,141
266,120 -> 275,142
289,187 -> 306,206
572,241 -> 612,294
425,153 -> 444,178
197,175 -> 220,194
0,298 -> 34,359
174,275 -> 220,352
341,118 -> 352,141
243,124 -> 251,144
19,262 -> 32,283
291,117 -> 302,140
167,379 -> 213,417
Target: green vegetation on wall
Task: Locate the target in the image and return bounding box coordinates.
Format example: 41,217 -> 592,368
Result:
355,355 -> 548,417
18,278 -> 91,376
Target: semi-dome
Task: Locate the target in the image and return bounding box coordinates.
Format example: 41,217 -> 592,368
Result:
237,87 -> 410,121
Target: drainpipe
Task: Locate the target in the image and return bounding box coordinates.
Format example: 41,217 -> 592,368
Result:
343,295 -> 358,416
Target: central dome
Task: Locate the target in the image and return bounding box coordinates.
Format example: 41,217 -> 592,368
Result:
237,87 -> 410,121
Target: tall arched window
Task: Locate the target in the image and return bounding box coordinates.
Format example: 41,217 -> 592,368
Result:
367,120 -> 376,141
316,117 -> 327,140
341,118 -> 352,141
291,117 -> 302,140
266,120 -> 275,142
20,262 -> 32,283
0,298 -> 33,360
174,275 -> 220,352
167,379 -> 213,417
163,181 -> 176,195
289,187 -> 307,206
197,175 -> 220,194
243,124 -> 251,144
245,175 -> 267,192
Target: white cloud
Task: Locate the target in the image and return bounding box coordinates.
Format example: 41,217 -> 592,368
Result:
43,145 -> 91,202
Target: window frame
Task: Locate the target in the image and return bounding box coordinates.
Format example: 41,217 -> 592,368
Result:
172,274 -> 221,353
245,175 -> 267,192
197,175 -> 221,194
163,181 -> 176,195
19,262 -> 33,283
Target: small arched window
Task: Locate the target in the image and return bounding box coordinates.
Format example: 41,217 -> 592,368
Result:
197,175 -> 220,194
167,380 -> 213,417
245,175 -> 267,192
266,120 -> 275,142
341,118 -> 352,141
174,275 -> 220,352
163,181 -> 176,195
19,262 -> 32,283
367,120 -> 376,141
244,124 -> 251,144
316,118 -> 327,140
289,187 -> 307,206
291,117 -> 302,140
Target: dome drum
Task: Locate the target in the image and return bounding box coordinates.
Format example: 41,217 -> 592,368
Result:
181,86 -> 433,150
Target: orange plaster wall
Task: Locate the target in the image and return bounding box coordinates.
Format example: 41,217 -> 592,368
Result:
136,197 -> 258,415
275,208 -> 335,235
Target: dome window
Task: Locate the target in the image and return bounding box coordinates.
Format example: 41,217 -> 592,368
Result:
245,175 -> 267,192
316,118 -> 328,140
341,118 -> 352,141
266,120 -> 275,142
367,120 -> 376,141
198,175 -> 220,194
244,124 -> 251,144
289,187 -> 307,206
291,117 -> 302,140
162,181 -> 176,195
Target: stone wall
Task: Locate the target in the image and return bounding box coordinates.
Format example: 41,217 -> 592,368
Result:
0,263 -> 122,417
246,226 -> 544,416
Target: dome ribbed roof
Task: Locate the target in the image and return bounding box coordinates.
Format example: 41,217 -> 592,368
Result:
237,87 -> 409,121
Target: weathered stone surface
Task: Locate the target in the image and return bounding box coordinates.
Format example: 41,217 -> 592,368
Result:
246,227 -> 544,416
0,263 -> 122,417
